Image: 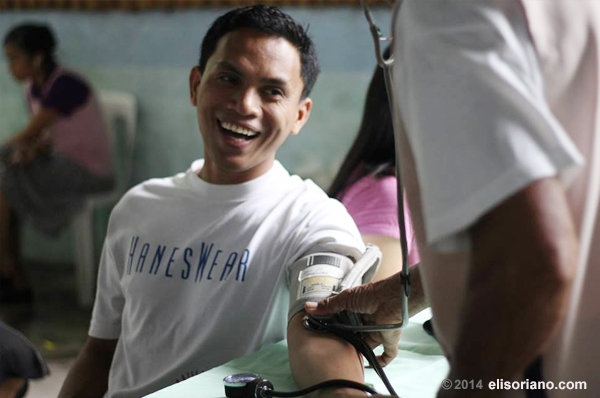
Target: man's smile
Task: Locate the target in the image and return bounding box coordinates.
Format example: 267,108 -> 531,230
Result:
218,120 -> 261,141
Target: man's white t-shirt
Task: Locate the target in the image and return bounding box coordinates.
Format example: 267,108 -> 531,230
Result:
89,160 -> 364,398
393,0 -> 600,396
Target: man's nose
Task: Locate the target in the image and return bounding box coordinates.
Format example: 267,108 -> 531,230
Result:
229,87 -> 261,116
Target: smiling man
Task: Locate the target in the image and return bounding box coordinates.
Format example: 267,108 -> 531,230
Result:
57,6 -> 391,398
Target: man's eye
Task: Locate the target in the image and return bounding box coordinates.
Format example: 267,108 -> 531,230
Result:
218,75 -> 238,84
265,88 -> 284,97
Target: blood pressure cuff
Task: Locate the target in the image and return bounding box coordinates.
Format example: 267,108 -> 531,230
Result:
288,244 -> 382,321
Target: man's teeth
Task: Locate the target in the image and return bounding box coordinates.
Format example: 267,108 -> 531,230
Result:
221,121 -> 258,137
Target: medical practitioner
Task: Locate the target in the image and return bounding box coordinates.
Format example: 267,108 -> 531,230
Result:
58,6 -> 398,398
308,1 -> 600,397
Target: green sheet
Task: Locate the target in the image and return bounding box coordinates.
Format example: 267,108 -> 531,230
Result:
145,309 -> 449,398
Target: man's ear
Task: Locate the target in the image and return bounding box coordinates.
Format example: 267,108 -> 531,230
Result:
189,66 -> 201,106
290,97 -> 313,136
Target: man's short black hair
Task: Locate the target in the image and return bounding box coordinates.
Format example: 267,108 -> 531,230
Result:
199,5 -> 320,99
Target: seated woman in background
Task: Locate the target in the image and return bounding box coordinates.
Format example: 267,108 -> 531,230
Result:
0,23 -> 113,303
329,59 -> 428,317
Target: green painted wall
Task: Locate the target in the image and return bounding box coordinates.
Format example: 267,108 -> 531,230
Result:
0,7 -> 392,264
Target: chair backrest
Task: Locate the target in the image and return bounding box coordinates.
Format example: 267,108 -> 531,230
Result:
97,90 -> 138,196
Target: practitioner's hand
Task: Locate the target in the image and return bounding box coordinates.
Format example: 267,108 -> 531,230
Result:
305,272 -> 405,367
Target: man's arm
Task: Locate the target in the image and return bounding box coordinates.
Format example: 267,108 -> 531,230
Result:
442,177 -> 578,397
305,235 -> 425,367
288,311 -> 366,398
288,245 -> 403,398
58,336 -> 118,398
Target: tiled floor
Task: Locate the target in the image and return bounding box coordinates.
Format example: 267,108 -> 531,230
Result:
0,261 -> 91,398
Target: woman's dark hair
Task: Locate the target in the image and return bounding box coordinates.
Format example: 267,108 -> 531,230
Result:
328,54 -> 395,199
199,5 -> 320,99
4,23 -> 58,76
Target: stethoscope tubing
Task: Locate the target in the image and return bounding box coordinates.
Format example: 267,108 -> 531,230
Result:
360,0 -> 411,329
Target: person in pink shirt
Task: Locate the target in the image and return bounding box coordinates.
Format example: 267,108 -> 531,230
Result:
1,23 -> 113,303
324,58 -> 429,358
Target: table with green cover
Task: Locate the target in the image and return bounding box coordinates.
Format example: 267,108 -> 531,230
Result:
144,309 -> 448,398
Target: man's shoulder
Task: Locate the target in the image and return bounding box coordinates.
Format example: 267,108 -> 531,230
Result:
262,162 -> 328,200
254,167 -> 349,225
282,173 -> 335,205
286,179 -> 354,225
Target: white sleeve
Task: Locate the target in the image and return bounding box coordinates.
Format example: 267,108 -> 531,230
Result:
286,189 -> 366,265
285,193 -> 366,320
393,0 -> 583,251
88,240 -> 124,339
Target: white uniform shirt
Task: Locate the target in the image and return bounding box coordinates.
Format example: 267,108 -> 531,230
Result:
393,0 -> 600,396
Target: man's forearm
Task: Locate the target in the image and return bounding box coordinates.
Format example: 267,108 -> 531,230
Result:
58,337 -> 117,398
288,311 -> 366,398
444,178 -> 578,396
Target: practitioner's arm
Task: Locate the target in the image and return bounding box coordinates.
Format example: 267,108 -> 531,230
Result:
362,234 -> 427,315
441,177 -> 578,397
